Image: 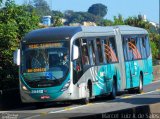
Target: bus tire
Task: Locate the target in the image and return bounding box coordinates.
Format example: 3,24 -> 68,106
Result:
109,79 -> 116,99
137,74 -> 143,93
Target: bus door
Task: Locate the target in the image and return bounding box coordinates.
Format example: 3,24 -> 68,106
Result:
87,39 -> 106,94
104,37 -> 118,92
104,39 -> 113,80
95,39 -> 107,93
126,37 -> 140,88
122,37 -> 131,88
140,36 -> 150,85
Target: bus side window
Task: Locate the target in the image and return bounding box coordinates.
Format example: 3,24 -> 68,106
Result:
127,38 -> 133,60
81,39 -> 90,65
128,37 -> 141,60
91,40 -> 96,64
140,37 -> 147,59
96,38 -> 103,63
136,37 -> 142,59
73,39 -> 83,84
104,37 -> 118,63
104,39 -> 111,63
145,36 -> 150,57
88,40 -> 96,65
109,37 -> 118,62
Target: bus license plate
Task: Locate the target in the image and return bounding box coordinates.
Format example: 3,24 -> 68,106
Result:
31,90 -> 44,94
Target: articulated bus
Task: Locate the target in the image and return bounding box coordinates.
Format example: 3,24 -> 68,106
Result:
13,26 -> 153,105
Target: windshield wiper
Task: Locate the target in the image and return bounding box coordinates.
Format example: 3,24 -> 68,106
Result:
52,75 -> 58,80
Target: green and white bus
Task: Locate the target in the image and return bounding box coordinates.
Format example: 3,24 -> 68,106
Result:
14,25 -> 153,104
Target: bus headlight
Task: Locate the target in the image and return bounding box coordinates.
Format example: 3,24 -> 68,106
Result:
22,85 -> 28,91
61,80 -> 70,91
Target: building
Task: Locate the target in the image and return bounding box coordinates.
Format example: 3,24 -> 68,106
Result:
42,16 -> 52,26
149,21 -> 159,28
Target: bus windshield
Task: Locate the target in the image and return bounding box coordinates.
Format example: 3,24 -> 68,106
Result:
21,41 -> 70,88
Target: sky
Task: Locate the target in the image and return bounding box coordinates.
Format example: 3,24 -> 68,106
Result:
15,0 -> 159,23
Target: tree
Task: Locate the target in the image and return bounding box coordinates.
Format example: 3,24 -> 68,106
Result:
51,10 -> 64,24
149,33 -> 160,59
52,16 -> 63,27
0,0 -> 39,89
64,10 -> 74,17
51,10 -> 63,18
32,0 -> 51,17
113,14 -> 125,25
101,19 -> 113,26
124,16 -> 152,30
64,11 -> 102,25
88,3 -> 107,18
24,4 -> 35,13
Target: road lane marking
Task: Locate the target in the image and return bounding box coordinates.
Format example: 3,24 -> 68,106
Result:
49,109 -> 66,113
65,107 -> 72,110
140,91 -> 145,94
86,103 -> 93,106
156,88 -> 160,91
49,104 -> 89,114
122,89 -> 159,99
122,96 -> 133,99
24,115 -> 40,119
40,112 -> 47,116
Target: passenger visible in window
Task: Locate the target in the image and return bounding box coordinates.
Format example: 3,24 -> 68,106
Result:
96,39 -> 103,63
82,46 -> 89,65
62,54 -> 69,66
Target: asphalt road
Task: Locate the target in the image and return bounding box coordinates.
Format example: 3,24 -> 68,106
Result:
0,80 -> 160,119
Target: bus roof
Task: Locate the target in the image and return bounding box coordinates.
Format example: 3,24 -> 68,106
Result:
23,25 -> 148,43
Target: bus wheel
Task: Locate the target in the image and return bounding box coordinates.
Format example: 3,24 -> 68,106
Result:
109,79 -> 116,99
137,74 -> 143,93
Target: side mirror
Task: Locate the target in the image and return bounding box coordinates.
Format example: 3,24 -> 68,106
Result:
72,45 -> 79,60
13,49 -> 20,66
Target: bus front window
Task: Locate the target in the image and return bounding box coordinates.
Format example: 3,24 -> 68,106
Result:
21,41 -> 70,88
